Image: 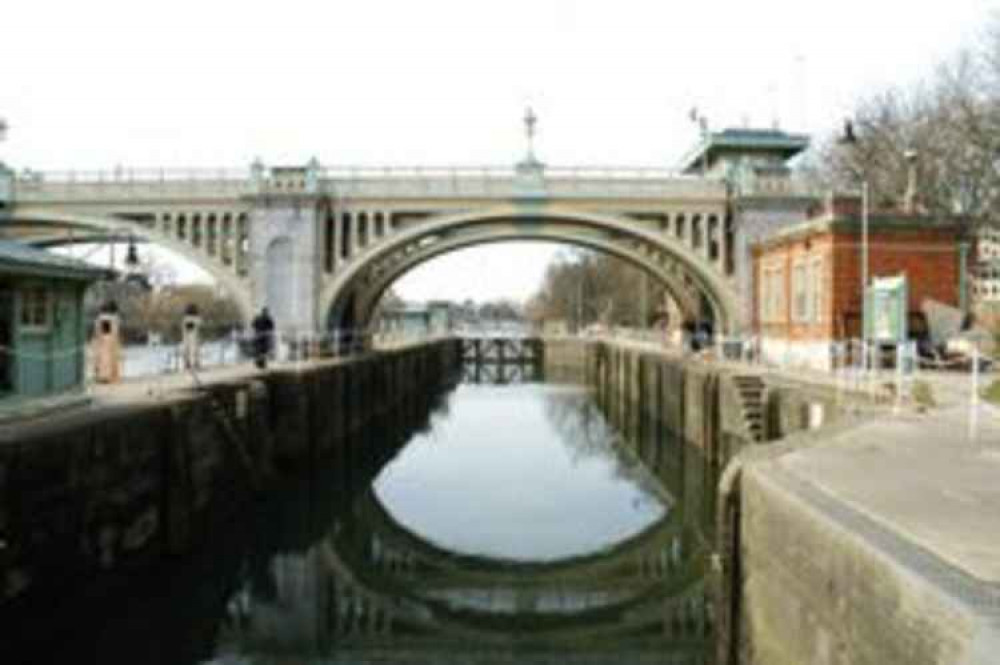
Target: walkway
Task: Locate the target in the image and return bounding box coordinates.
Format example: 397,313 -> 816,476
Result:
749,402 -> 1000,659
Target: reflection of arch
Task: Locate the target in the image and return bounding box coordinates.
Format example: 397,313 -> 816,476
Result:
3,209 -> 253,321
321,205 -> 739,333
358,487 -> 683,579
311,487 -> 709,644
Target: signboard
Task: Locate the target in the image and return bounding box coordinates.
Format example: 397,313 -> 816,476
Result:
865,275 -> 908,343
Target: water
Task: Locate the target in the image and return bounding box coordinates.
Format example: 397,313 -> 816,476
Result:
375,384 -> 666,561
6,374 -> 714,665
118,340 -> 241,378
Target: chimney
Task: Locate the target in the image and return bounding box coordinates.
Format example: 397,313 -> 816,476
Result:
825,190 -> 862,218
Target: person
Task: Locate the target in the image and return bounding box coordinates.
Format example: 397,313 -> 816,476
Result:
251,307 -> 275,369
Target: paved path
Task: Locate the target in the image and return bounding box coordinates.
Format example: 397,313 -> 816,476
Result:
768,402 -> 1000,607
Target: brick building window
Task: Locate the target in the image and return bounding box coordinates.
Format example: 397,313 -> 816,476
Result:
810,257 -> 824,323
771,267 -> 785,322
790,258 -> 825,324
760,262 -> 785,323
792,261 -> 808,322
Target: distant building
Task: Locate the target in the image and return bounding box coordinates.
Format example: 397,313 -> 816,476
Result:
678,127 -> 810,185
0,241 -> 107,401
751,194 -> 969,370
377,301 -> 453,337
679,127 -> 816,327
972,258 -> 1000,303
972,226 -> 1000,304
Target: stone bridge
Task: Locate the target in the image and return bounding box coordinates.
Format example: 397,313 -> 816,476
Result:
0,128 -> 815,335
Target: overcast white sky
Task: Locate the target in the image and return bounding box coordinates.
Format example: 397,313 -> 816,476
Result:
5,0 -> 996,302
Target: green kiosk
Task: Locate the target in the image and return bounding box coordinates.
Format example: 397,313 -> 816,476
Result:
0,241 -> 107,402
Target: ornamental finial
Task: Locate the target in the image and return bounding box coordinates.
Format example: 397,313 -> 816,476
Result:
524,106 -> 537,155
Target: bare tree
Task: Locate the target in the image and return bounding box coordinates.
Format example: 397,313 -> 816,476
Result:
815,16 -> 1000,233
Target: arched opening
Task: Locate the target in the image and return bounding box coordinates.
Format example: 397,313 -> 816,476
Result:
1,211 -> 255,340
320,207 -> 738,337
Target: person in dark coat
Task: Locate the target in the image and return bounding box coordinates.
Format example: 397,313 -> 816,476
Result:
251,307 -> 275,369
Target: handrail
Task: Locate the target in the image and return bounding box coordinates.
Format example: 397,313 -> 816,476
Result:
14,164 -> 713,186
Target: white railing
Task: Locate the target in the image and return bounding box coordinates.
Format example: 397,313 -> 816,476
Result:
93,325 -> 451,383
17,167 -> 250,184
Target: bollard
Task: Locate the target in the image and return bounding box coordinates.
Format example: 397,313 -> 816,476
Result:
894,342 -> 904,413
92,302 -> 122,384
181,304 -> 202,371
972,346 -> 980,408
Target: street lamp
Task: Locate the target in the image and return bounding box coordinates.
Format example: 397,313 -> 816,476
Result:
689,108 -> 710,175
838,119 -> 870,350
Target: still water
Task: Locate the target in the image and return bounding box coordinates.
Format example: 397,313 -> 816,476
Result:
11,375 -> 714,665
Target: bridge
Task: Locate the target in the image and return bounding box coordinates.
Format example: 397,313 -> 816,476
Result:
0,123 -> 814,337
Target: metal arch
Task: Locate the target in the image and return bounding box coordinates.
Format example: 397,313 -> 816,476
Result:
320,204 -> 739,334
2,209 -> 254,323
344,227 -> 704,329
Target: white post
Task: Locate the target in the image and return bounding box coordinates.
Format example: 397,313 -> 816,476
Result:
972,346 -> 980,408
861,180 -> 869,349
970,346 -> 980,443
894,341 -> 903,413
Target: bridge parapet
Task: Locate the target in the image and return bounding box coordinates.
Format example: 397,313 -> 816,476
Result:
12,168 -> 252,203
10,165 -> 729,204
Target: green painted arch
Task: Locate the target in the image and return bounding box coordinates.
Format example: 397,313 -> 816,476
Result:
351,227 -> 703,328
3,209 -> 254,323
321,204 -> 739,333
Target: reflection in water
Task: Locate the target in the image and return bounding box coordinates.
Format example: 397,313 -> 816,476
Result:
5,371 -> 715,665
374,383 -> 666,561
212,377 -> 714,664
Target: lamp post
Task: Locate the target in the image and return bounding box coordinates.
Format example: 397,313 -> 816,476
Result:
689,108 -> 710,176
838,120 -> 870,352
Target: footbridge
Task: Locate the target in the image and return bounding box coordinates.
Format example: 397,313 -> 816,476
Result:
0,127 -> 814,336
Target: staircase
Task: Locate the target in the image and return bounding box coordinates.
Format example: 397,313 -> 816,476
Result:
731,375 -> 767,443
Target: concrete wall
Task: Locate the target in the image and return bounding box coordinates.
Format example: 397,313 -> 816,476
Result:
542,337 -> 857,665
0,339 -> 461,610
739,466 -> 978,665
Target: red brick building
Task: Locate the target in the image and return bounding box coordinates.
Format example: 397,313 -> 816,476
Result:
751,194 -> 970,369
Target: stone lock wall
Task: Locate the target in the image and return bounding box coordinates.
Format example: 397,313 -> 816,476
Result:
542,337 -> 856,665
739,467 -> 975,665
0,339 -> 461,610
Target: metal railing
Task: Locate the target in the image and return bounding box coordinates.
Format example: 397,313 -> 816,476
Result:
107,326 -> 451,381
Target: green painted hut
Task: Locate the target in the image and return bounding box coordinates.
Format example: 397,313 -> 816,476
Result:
0,241 -> 106,400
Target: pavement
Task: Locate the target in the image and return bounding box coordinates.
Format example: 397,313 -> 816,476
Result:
0,357 -> 340,442
775,403 -> 1000,587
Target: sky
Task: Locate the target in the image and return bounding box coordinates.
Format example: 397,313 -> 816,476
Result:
4,0 -> 996,303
